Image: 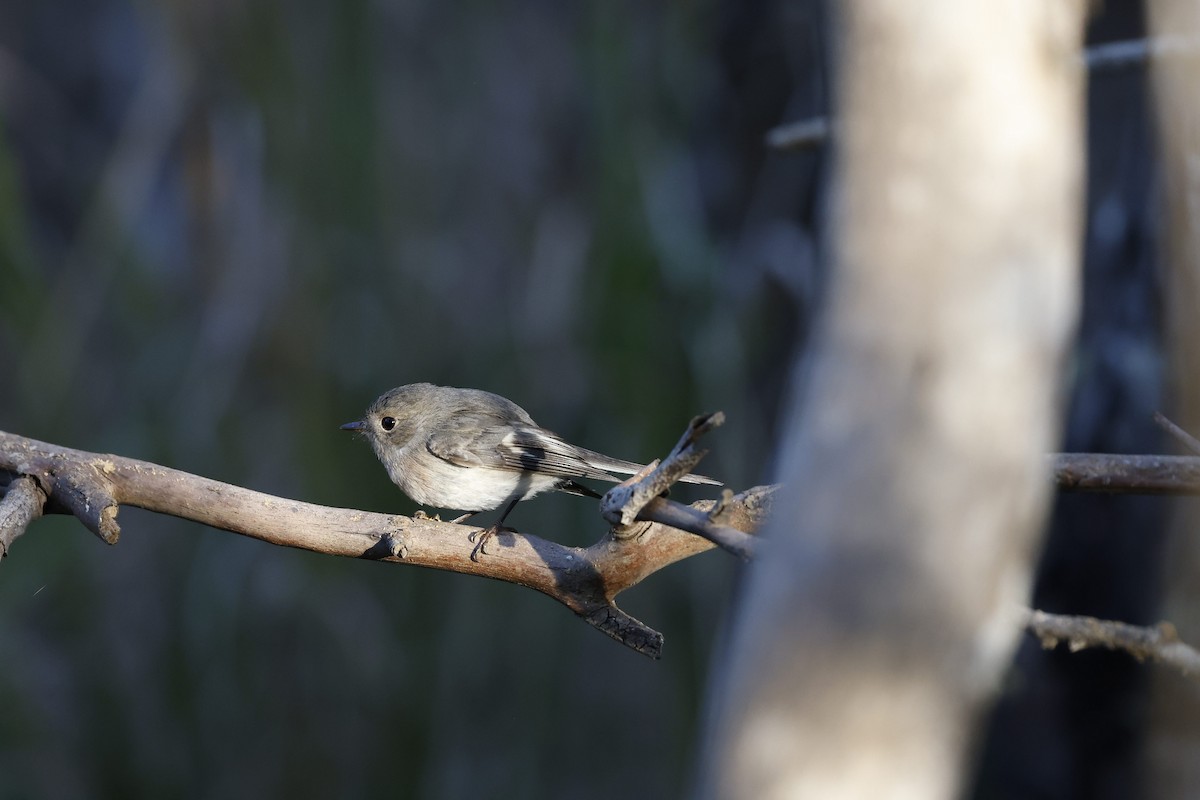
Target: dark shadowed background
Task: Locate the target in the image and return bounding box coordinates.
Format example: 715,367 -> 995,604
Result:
0,0 -> 1176,797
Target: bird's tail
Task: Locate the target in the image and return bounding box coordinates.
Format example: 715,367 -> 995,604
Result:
576,447 -> 722,486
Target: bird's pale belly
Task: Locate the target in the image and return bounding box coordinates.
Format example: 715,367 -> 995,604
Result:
386,453 -> 561,512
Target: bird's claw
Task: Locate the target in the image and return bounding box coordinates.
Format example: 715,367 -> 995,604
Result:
469,536 -> 489,561
468,524 -> 515,562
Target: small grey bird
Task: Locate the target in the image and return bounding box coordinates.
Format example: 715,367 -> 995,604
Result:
341,383 -> 720,560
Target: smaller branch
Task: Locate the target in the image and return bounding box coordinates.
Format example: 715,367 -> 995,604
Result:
1153,411 -> 1200,456
633,496 -> 756,560
599,412 -> 753,557
0,476 -> 47,560
600,412 -> 739,537
600,412 -> 723,527
1052,453 -> 1200,493
1085,38 -> 1156,71
1086,36 -> 1200,72
765,118 -> 832,152
1026,609 -> 1200,676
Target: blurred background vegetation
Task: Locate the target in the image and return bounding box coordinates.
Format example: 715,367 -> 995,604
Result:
0,0 -> 1176,797
0,1 -> 820,797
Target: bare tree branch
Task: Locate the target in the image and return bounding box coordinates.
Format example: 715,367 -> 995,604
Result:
0,429 -> 769,659
17,413 -> 1200,673
1153,411 -> 1200,455
1053,453 -> 1200,493
0,475 -> 47,560
1026,610 -> 1200,676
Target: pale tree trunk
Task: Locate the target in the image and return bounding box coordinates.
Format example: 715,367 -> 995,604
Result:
697,2 -> 1087,798
1145,1 -> 1200,796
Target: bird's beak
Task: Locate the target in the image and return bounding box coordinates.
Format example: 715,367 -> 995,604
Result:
340,421 -> 365,431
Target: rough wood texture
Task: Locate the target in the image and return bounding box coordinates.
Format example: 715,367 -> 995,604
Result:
1144,1 -> 1200,795
600,412 -> 758,560
1028,610 -> 1200,675
1053,453 -> 1200,493
0,475 -> 46,559
699,1 -> 1088,797
0,429 -> 769,659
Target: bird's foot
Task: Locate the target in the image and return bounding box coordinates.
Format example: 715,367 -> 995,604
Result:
468,524 -> 515,562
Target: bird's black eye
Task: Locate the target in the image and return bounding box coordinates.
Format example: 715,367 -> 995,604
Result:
380,416 -> 396,431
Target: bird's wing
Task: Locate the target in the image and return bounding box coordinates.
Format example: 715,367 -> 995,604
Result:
496,427 -> 622,480
426,417 -> 723,486
426,419 -> 618,481
423,415 -> 506,469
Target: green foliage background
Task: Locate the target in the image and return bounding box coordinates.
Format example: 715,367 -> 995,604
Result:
0,2 -> 819,796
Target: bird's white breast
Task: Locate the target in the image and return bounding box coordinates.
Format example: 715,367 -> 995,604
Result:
383,444 -> 561,512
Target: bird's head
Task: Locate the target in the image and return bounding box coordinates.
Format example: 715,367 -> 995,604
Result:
341,383 -> 438,454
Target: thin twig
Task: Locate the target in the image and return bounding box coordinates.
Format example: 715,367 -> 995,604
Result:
765,118 -> 832,151
600,412 -> 724,527
1152,411 -> 1200,455
633,497 -> 756,560
597,412 -> 753,558
1026,609 -> 1200,676
1086,35 -> 1200,71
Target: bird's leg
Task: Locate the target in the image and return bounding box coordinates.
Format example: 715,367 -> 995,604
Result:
450,511 -> 481,524
468,496 -> 521,562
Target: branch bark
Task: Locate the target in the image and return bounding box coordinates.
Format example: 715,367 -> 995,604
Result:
0,474 -> 46,560
0,429 -> 768,659
1153,411 -> 1200,455
600,411 -> 758,560
1027,610 -> 1200,676
1053,452 -> 1200,493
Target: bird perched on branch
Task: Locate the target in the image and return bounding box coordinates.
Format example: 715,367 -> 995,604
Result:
341,383 -> 720,560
